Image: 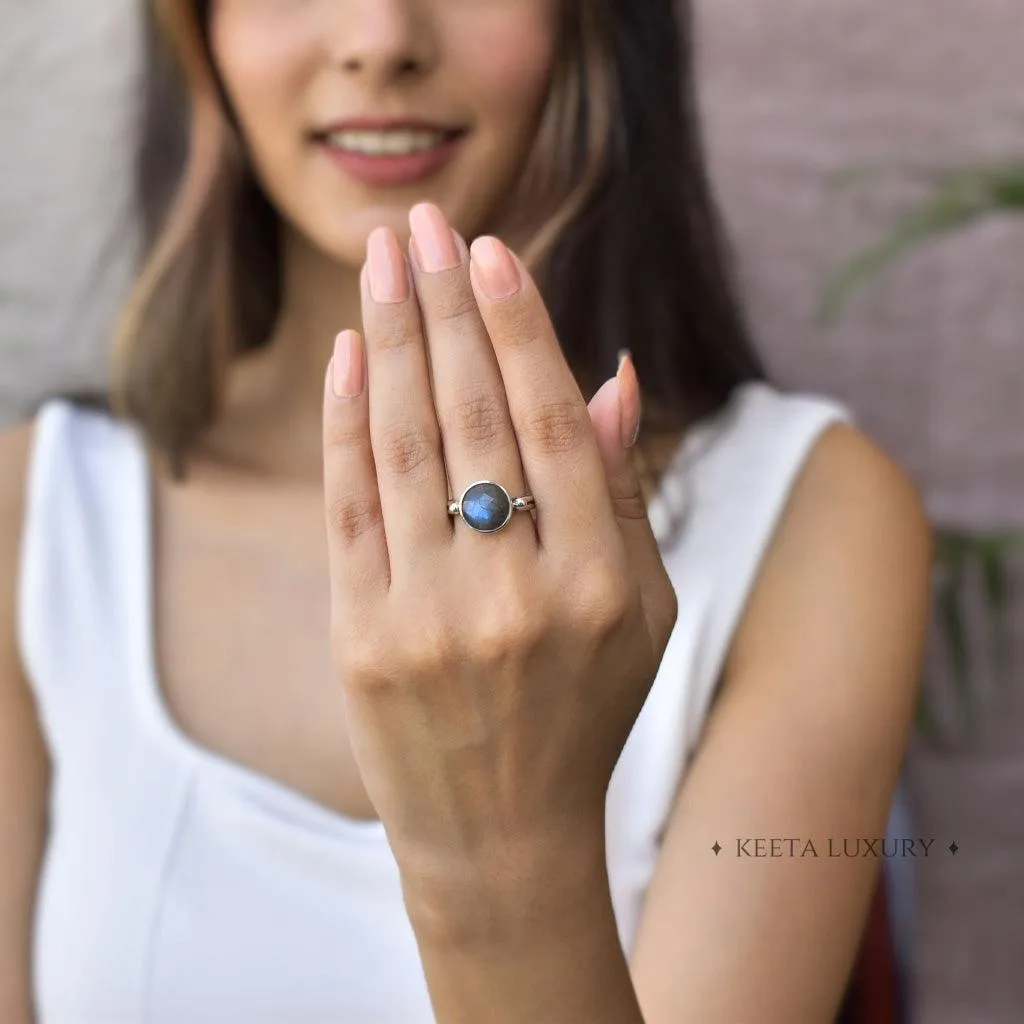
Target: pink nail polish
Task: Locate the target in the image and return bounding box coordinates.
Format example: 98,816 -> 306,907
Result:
471,237 -> 520,299
409,203 -> 461,273
367,228 -> 409,303
332,330 -> 364,398
616,350 -> 641,448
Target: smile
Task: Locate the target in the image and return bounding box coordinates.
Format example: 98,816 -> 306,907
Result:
313,121 -> 469,188
325,128 -> 456,157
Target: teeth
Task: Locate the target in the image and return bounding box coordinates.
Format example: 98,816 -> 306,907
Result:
325,129 -> 450,156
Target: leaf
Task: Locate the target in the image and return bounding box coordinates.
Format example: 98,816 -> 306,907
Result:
825,160 -> 988,192
817,161 -> 1024,327
914,685 -> 955,752
914,527 -> 1024,745
936,530 -> 971,570
979,535 -> 1018,691
989,167 -> 1024,208
935,568 -> 976,737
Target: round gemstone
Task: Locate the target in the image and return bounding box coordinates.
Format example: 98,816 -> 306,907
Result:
460,482 -> 512,533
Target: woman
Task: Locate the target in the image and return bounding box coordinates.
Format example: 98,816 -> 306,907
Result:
0,0 -> 933,1021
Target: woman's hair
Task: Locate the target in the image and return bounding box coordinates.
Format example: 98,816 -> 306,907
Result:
112,0 -> 768,479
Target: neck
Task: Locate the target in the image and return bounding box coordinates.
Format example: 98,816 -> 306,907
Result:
210,226 -> 364,483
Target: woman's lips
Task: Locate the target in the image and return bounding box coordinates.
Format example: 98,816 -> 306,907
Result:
316,132 -> 467,188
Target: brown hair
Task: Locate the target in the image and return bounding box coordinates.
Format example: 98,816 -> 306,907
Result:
111,0 -> 767,481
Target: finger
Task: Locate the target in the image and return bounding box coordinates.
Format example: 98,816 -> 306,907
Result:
587,351 -> 663,565
468,235 -> 617,555
362,227 -> 452,570
407,203 -> 534,550
588,354 -> 676,642
323,330 -> 390,617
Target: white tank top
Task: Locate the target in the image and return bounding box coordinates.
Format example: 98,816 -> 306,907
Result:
16,380 -> 852,1023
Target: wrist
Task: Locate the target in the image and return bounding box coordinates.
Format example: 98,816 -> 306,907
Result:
399,823 -> 612,951
401,829 -> 644,1024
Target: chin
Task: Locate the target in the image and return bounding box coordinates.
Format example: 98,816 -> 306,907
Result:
299,204 -> 422,269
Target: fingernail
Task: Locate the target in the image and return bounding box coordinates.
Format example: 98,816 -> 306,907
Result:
332,330 -> 365,398
409,202 -> 461,273
616,350 -> 641,448
471,237 -> 521,299
367,228 -> 409,303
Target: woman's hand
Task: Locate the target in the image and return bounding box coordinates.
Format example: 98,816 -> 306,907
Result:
321,202 -> 678,924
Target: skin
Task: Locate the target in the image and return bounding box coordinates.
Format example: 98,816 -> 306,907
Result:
0,0 -> 935,1020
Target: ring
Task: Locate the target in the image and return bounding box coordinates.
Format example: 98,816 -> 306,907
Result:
447,480 -> 536,534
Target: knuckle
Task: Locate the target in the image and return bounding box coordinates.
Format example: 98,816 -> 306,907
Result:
610,490 -> 649,523
408,616 -> 461,673
345,664 -> 394,699
473,618 -> 523,665
341,640 -> 380,679
474,585 -> 545,660
664,594 -> 679,642
371,310 -> 421,352
327,493 -> 383,543
657,579 -> 680,646
429,282 -> 481,326
574,570 -> 631,632
511,607 -> 547,649
324,417 -> 369,452
446,387 -> 508,450
377,421 -> 438,477
520,399 -> 588,455
491,301 -> 536,350
335,635 -> 390,689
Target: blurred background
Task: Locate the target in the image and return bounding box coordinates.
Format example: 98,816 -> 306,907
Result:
2,1 -> 1022,1021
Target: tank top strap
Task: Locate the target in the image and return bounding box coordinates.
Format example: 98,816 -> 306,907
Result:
17,399 -> 152,752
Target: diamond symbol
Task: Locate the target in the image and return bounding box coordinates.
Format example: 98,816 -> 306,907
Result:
712,841 -> 722,855
949,841 -> 959,856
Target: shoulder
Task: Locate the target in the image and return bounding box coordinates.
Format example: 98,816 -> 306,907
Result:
0,413 -> 50,763
724,417 -> 934,698
0,419 -> 34,486
0,400 -> 81,570
769,416 -> 931,554
0,419 -> 36,597
0,417 -> 51,1018
796,419 -> 929,530
774,417 -> 932,584
0,417 -> 40,687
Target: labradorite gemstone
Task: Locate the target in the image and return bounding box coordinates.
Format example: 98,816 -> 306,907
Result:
460,482 -> 512,532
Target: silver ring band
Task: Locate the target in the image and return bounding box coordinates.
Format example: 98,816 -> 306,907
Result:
447,480 -> 535,534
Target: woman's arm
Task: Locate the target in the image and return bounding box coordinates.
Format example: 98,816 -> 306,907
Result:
0,423 -> 50,1024
397,423 -> 931,1024
628,422 -> 932,1021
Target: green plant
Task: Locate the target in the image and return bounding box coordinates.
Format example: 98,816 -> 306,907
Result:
817,159 -> 1024,328
920,531 -> 1023,749
817,156 -> 1024,748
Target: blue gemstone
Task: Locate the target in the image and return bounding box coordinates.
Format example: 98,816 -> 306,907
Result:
460,482 -> 512,532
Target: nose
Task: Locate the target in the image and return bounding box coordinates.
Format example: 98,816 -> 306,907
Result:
326,0 -> 437,85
